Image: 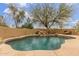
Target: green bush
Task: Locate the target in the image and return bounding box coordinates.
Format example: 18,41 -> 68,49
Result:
22,23 -> 33,29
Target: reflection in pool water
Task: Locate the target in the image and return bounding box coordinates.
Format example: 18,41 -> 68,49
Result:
6,36 -> 65,51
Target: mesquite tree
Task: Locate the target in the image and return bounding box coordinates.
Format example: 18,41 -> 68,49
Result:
32,3 -> 72,29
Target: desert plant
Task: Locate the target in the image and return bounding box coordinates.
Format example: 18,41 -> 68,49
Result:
22,17 -> 33,29
0,16 -> 7,27
8,4 -> 25,28
74,21 -> 79,32
22,23 -> 33,29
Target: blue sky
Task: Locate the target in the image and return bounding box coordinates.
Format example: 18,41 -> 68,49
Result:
0,3 -> 79,28
0,3 -> 8,15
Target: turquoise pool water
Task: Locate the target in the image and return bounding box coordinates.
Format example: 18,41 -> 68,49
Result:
6,36 -> 65,51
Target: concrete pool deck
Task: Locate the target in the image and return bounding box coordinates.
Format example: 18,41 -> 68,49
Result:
0,35 -> 79,56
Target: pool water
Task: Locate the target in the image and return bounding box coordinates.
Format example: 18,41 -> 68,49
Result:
6,36 -> 65,51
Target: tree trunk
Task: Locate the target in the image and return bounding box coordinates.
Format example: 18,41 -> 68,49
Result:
15,20 -> 18,28
45,25 -> 51,34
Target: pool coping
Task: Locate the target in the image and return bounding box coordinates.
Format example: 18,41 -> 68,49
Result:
3,34 -> 76,43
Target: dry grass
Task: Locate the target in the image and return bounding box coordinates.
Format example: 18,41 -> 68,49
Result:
0,26 -> 78,39
0,26 -> 36,39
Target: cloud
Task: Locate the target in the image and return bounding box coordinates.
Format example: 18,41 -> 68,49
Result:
25,11 -> 32,19
3,3 -> 30,13
71,20 -> 79,24
14,3 -> 27,8
66,3 -> 74,6
64,19 -> 79,28
4,8 -> 31,17
67,19 -> 79,27
18,3 -> 26,7
3,8 -> 11,14
5,3 -> 27,7
3,6 -> 32,20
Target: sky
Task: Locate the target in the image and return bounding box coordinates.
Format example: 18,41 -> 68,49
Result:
0,3 -> 79,28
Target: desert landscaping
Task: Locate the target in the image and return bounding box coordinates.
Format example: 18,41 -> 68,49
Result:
0,3 -> 79,56
0,26 -> 78,56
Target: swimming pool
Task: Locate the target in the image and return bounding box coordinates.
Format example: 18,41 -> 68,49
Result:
6,36 -> 65,51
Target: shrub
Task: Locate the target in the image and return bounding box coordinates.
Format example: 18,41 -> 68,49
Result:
22,23 -> 33,29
